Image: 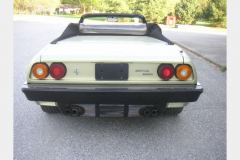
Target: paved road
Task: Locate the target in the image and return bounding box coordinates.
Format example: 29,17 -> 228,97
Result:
162,28 -> 227,68
14,20 -> 226,159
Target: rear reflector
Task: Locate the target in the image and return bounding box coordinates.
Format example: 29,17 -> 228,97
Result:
50,63 -> 66,80
158,64 -> 174,81
176,65 -> 192,81
32,63 -> 49,79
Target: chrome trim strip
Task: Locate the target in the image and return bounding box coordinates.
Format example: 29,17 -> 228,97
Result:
27,83 -> 201,90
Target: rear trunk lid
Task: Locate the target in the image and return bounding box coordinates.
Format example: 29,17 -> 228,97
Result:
40,36 -> 183,63
27,35 -> 195,85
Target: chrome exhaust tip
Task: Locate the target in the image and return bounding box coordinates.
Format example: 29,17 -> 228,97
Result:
68,105 -> 85,117
150,108 -> 159,117
71,108 -> 79,117
139,106 -> 160,117
143,109 -> 151,117
64,108 -> 72,116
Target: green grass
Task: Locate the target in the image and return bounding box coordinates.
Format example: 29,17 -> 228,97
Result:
221,66 -> 227,72
54,15 -> 108,22
55,14 -> 82,19
159,21 -> 226,33
195,21 -> 211,27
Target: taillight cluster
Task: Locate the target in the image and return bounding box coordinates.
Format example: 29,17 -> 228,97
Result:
157,64 -> 192,81
32,63 -> 66,80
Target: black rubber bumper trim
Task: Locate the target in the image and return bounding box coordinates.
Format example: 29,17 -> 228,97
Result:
124,104 -> 129,117
95,104 -> 100,117
21,84 -> 203,104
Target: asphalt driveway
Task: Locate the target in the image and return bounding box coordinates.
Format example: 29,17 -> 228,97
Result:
162,28 -> 226,68
14,19 -> 226,160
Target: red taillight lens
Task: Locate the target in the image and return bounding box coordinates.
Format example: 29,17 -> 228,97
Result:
158,64 -> 174,81
50,63 -> 66,80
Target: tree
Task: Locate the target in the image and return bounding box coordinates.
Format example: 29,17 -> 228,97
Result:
203,0 -> 226,28
104,0 -> 130,13
14,0 -> 61,14
144,0 -> 168,23
97,0 -> 109,13
62,0 -> 102,14
175,0 -> 199,25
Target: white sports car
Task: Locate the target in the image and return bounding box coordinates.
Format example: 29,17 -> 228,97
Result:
21,13 -> 203,117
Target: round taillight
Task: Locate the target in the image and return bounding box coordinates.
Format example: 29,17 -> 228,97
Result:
176,64 -> 192,81
158,64 -> 174,81
50,63 -> 66,80
32,63 -> 49,79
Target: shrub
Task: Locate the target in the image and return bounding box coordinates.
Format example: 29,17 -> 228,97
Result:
203,0 -> 227,28
70,10 -> 75,15
175,0 -> 199,25
142,0 -> 169,24
46,11 -> 50,15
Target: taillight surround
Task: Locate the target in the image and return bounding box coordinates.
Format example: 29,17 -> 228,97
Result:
32,63 -> 49,80
49,63 -> 67,80
175,64 -> 193,81
157,64 -> 175,81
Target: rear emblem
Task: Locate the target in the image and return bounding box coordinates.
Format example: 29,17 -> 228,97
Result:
74,69 -> 79,76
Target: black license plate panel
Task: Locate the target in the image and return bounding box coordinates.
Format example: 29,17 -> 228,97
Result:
95,63 -> 128,80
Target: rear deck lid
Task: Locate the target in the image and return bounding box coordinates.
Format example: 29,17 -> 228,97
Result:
41,36 -> 183,63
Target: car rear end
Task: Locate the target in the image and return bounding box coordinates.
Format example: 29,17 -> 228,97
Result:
22,13 -> 203,117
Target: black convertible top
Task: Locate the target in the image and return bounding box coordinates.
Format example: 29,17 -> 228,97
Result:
51,13 -> 174,45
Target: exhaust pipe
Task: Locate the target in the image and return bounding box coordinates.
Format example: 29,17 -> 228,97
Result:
64,108 -> 72,116
139,107 -> 160,117
64,105 -> 85,117
143,109 -> 151,117
71,108 -> 80,117
150,108 -> 159,117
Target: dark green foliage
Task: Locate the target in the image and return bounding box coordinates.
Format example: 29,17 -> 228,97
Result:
101,0 -> 171,24
175,0 -> 199,25
144,0 -> 169,24
105,0 -> 130,13
62,0 -> 80,6
14,0 -> 226,28
70,10 -> 75,15
203,0 -> 226,28
221,66 -> 226,72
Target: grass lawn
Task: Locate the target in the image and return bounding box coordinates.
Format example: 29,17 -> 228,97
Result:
54,15 -> 139,22
195,21 -> 211,27
54,14 -> 82,19
54,14 -> 107,22
159,20 -> 226,33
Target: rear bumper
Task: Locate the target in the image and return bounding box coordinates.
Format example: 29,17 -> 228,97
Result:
21,83 -> 203,104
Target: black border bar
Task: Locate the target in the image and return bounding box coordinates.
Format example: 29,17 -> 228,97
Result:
22,83 -> 203,104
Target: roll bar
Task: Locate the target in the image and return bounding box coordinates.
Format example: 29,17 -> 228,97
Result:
79,13 -> 147,23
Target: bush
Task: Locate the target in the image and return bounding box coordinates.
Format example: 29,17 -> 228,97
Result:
70,10 -> 75,15
203,0 -> 226,28
46,11 -> 50,15
36,10 -> 45,15
175,0 -> 199,25
144,0 -> 168,24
